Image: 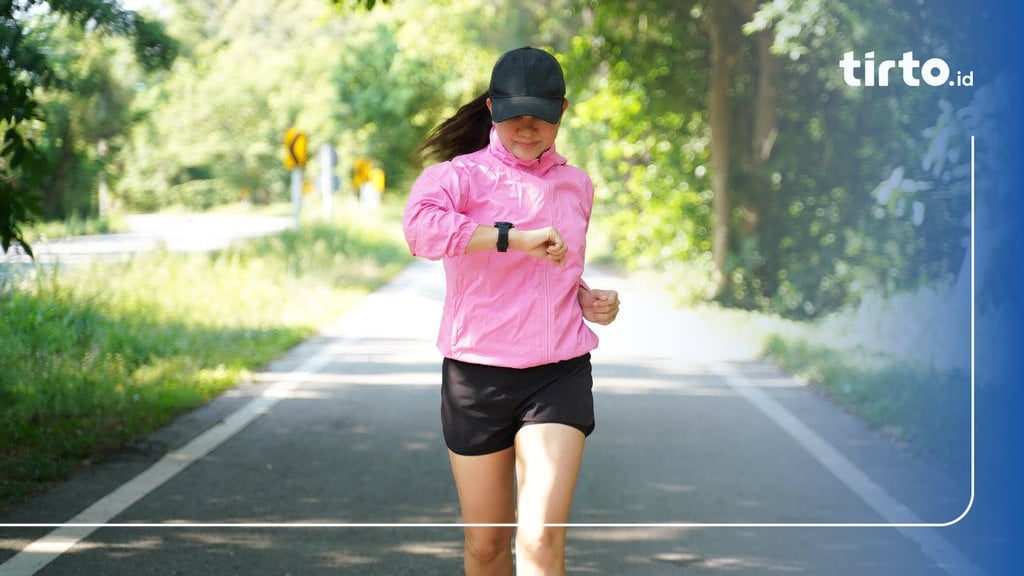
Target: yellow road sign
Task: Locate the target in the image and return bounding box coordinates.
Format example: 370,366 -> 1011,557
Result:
353,157 -> 372,188
284,128 -> 308,169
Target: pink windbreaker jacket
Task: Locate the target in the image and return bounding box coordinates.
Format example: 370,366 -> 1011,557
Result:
403,128 -> 599,369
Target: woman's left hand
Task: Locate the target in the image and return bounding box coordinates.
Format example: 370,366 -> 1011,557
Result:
578,288 -> 620,325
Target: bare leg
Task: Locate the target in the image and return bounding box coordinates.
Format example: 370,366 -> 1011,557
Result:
513,423 -> 586,576
448,447 -> 516,576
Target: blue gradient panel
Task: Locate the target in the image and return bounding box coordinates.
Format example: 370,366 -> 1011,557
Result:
931,1 -> 1022,574
965,1 -> 1022,574
817,1 -> 1018,572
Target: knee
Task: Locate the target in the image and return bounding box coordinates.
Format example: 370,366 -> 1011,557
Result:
515,525 -> 565,569
465,528 -> 513,565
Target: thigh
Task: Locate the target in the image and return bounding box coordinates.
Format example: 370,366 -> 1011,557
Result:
449,447 -> 516,537
513,423 -> 586,525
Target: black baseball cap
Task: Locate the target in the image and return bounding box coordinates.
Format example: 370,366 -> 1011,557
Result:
488,47 -> 566,124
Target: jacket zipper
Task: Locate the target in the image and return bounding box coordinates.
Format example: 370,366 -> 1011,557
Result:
543,179 -> 557,364
543,261 -> 552,363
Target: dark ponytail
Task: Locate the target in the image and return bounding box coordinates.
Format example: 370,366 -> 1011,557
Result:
416,91 -> 492,163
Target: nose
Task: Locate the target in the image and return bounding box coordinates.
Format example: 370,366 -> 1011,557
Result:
515,115 -> 539,131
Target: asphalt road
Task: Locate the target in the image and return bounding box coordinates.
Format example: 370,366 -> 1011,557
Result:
0,259 -> 983,575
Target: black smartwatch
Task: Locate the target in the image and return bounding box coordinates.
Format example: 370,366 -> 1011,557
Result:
494,221 -> 514,253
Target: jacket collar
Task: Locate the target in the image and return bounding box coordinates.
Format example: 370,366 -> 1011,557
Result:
487,127 -> 566,175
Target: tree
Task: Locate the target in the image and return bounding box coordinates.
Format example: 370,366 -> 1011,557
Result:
1,0 -> 175,256
569,0 -> 980,316
563,0 -> 714,299
116,0 -> 577,213
117,0 -> 356,210
733,0 -> 976,316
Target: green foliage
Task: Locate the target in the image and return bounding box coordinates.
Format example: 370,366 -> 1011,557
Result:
726,0 -> 975,318
0,0 -> 997,319
30,14 -> 138,219
0,148 -> 44,257
0,209 -> 410,509
331,20 -> 446,184
330,0 -> 389,9
1,0 -> 176,254
115,0 -> 589,212
1,0 -> 49,256
553,0 -> 979,318
118,0 -> 338,209
561,1 -> 715,299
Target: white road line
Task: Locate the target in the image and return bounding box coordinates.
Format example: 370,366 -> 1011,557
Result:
0,337 -> 351,576
710,361 -> 983,576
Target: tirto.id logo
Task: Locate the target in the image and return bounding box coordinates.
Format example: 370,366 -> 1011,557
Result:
839,51 -> 974,87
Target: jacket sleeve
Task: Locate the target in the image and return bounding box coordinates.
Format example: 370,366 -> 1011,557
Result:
403,163 -> 479,260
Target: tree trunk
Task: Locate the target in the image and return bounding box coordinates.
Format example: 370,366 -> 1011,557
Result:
708,0 -> 780,300
752,23 -> 780,163
741,0 -> 781,295
708,2 -> 738,297
708,2 -> 733,293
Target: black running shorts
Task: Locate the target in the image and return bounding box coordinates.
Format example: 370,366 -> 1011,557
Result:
440,353 -> 595,456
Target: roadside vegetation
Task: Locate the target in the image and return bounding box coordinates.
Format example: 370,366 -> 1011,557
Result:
687,289 -> 972,474
24,213 -> 125,242
0,206 -> 411,512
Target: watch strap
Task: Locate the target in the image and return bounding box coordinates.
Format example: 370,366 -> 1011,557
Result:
494,221 -> 514,252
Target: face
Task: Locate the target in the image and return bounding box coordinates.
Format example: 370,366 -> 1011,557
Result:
486,99 -> 568,161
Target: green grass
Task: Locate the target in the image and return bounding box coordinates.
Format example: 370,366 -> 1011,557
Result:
24,212 -> 127,242
764,337 -> 970,472
0,208 -> 411,512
